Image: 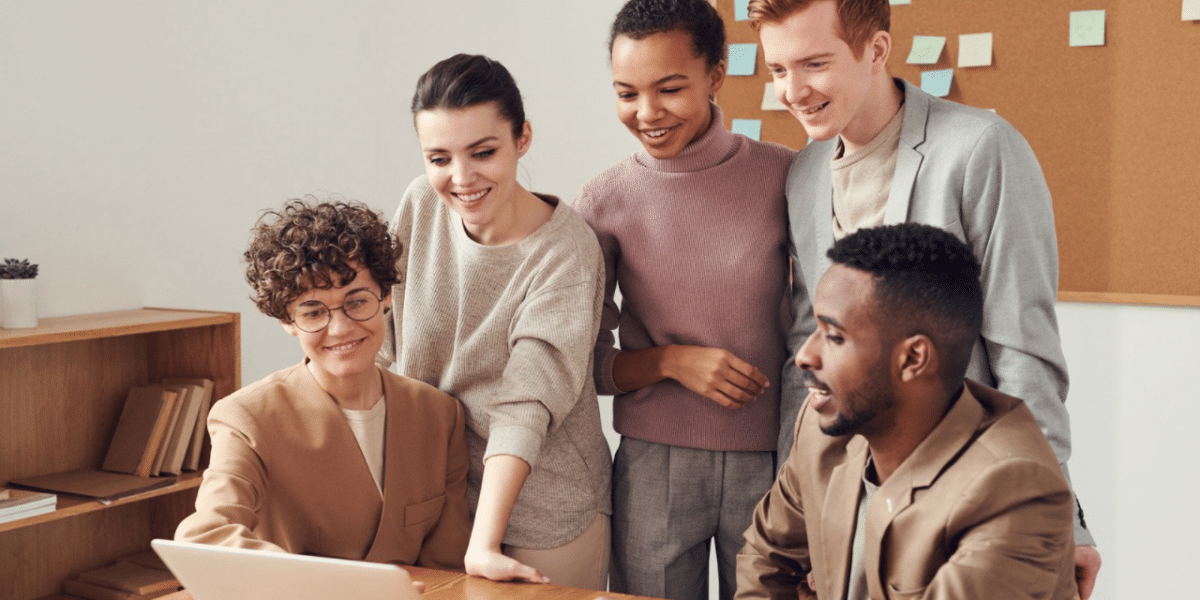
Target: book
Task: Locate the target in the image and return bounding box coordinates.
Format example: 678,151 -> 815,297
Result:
0,488 -> 9,501
120,549 -> 170,572
78,560 -> 180,595
162,377 -> 214,472
63,579 -> 176,600
102,385 -> 176,477
157,383 -> 202,476
148,387 -> 184,476
0,489 -> 57,524
10,469 -> 173,501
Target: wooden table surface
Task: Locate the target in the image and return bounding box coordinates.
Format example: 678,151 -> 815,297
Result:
153,566 -> 657,600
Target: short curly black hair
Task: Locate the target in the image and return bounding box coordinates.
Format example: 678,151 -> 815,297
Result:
828,223 -> 983,387
243,197 -> 402,322
609,0 -> 726,68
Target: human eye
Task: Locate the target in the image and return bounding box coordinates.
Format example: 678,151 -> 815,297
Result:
426,155 -> 448,166
296,304 -> 327,320
660,86 -> 683,94
825,332 -> 844,344
805,60 -> 829,71
472,148 -> 497,160
616,91 -> 636,100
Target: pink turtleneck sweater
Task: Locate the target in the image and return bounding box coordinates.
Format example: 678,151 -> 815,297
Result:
573,105 -> 794,451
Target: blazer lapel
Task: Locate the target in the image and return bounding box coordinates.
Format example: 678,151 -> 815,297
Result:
863,385 -> 984,598
820,435 -> 868,600
884,79 -> 930,225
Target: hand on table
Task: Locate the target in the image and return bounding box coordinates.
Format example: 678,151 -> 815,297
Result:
464,547 -> 548,584
664,345 -> 769,409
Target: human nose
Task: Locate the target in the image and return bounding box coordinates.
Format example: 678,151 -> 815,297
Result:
450,159 -> 474,186
325,305 -> 356,334
780,71 -> 809,107
795,330 -> 820,371
636,94 -> 664,123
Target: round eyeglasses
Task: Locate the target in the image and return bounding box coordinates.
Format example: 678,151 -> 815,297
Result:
290,289 -> 383,333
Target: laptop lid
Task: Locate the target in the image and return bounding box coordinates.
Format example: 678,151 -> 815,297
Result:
151,539 -> 420,600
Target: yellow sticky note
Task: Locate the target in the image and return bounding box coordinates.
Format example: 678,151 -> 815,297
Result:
1069,10 -> 1106,47
907,36 -> 946,65
958,33 -> 993,68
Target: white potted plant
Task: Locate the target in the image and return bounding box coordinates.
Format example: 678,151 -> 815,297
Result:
0,258 -> 40,328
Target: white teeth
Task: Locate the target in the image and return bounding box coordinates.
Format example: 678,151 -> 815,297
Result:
457,189 -> 487,202
804,102 -> 829,115
328,340 -> 360,352
644,128 -> 669,138
808,386 -> 830,396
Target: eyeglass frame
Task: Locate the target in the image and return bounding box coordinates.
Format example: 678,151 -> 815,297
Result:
288,288 -> 385,333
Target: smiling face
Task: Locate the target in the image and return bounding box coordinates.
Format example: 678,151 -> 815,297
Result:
758,0 -> 891,152
795,263 -> 899,438
610,28 -> 725,160
283,263 -> 389,385
415,102 -> 531,242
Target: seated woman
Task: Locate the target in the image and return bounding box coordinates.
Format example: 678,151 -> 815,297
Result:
176,199 -> 470,570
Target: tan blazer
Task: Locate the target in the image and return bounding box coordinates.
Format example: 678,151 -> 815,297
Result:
737,381 -> 1075,600
176,363 -> 470,569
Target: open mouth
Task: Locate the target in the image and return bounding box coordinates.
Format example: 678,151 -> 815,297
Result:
454,188 -> 490,203
641,125 -> 676,140
325,338 -> 364,354
802,101 -> 830,116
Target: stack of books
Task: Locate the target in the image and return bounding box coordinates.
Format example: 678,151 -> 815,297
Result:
0,488 -> 57,524
60,549 -> 183,600
7,378 -> 214,506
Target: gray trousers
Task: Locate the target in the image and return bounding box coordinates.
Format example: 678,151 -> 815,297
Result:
610,437 -> 776,600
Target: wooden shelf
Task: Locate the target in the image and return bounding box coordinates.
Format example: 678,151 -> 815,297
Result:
0,307 -> 236,349
0,472 -> 203,534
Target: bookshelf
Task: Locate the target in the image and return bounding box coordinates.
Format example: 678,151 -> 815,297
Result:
0,308 -> 240,600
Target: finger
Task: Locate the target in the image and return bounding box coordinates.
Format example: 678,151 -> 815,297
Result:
725,369 -> 767,397
714,388 -> 750,409
725,355 -> 769,389
510,562 -> 549,584
412,581 -> 426,594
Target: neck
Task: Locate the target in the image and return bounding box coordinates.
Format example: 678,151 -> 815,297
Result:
865,383 -> 957,483
466,186 -> 553,246
839,75 -> 904,156
305,361 -> 382,411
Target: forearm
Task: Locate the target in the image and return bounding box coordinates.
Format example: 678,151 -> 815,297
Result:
611,346 -> 672,393
467,454 -> 532,553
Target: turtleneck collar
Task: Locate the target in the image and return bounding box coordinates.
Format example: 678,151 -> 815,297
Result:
635,102 -> 740,174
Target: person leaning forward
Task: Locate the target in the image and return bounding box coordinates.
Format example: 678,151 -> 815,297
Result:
736,223 -> 1076,600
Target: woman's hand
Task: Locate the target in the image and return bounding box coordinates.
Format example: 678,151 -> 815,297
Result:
612,345 -> 769,408
464,546 -> 547,584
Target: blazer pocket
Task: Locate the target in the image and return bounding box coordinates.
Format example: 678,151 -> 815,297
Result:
404,494 -> 446,527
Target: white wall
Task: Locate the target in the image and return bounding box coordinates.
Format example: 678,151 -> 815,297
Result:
1,2 -> 1195,599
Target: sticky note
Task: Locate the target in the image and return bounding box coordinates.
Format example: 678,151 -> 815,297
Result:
1069,10 -> 1106,47
1184,0 -> 1200,20
921,69 -> 954,98
907,36 -> 946,65
958,33 -> 993,68
761,83 -> 788,111
727,44 -> 758,76
735,0 -> 750,21
731,119 -> 763,140
890,0 -> 913,5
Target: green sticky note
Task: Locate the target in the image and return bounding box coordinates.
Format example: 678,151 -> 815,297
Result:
1069,10 -> 1106,47
727,44 -> 758,76
731,119 -> 762,140
920,68 -> 953,98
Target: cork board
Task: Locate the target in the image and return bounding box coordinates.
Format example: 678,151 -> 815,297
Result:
716,0 -> 1200,307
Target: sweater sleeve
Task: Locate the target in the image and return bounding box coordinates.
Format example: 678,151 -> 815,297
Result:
482,270 -> 604,468
572,187 -> 624,396
175,400 -> 287,553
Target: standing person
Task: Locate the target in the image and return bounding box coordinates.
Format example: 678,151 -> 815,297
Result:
177,199 -> 471,571
574,1 -> 793,599
747,0 -> 1100,596
737,223 -> 1077,600
380,54 -> 611,590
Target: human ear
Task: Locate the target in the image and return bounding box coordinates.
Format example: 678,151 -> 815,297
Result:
868,31 -> 892,73
708,59 -> 727,96
897,334 -> 933,383
281,321 -> 299,337
516,121 -> 533,157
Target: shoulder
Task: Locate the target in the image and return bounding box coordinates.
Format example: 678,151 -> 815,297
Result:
394,175 -> 443,226
526,199 -> 604,276
381,368 -> 462,419
210,364 -> 307,426
910,86 -> 1030,155
572,154 -> 644,220
739,136 -> 798,168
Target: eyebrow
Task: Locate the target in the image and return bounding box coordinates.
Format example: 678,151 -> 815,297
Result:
613,73 -> 688,89
297,285 -> 374,305
767,51 -> 835,67
422,135 -> 500,154
817,315 -> 845,330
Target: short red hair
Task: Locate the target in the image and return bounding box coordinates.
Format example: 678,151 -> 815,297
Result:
748,0 -> 890,60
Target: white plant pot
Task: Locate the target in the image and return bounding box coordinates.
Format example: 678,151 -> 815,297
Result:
0,279 -> 39,328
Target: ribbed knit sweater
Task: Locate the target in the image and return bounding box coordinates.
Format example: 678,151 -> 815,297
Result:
381,176 -> 611,548
573,104 -> 793,451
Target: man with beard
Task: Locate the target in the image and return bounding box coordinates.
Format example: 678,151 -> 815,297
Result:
735,223 -> 1076,600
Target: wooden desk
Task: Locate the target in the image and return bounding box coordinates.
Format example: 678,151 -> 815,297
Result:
156,567 -> 657,600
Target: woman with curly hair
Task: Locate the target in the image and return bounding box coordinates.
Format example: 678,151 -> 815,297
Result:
176,198 -> 471,570
381,54 -> 610,589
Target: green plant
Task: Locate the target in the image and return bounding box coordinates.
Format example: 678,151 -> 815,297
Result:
0,258 -> 38,279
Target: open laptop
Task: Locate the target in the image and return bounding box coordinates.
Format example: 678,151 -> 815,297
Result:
151,539 -> 420,600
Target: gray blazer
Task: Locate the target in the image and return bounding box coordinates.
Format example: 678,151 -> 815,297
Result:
779,79 -> 1091,544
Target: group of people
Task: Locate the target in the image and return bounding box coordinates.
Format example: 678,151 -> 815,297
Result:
174,1 -> 1101,599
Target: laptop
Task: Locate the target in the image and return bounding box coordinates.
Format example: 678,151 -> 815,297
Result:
151,539 -> 420,600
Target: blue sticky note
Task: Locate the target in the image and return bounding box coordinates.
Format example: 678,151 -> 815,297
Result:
727,44 -> 758,76
735,0 -> 751,21
731,119 -> 763,141
920,68 -> 954,97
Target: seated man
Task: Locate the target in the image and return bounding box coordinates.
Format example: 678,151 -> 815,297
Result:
736,223 -> 1075,600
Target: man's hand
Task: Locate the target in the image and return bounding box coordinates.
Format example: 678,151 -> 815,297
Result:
798,572 -> 817,599
1074,545 -> 1101,599
464,547 -> 548,584
663,345 -> 769,408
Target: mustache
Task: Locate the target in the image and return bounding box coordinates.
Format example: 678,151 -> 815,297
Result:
800,370 -> 830,392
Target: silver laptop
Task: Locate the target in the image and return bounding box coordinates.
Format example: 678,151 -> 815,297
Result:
151,539 -> 420,600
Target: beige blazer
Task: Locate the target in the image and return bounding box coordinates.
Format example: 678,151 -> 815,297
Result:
176,363 -> 470,569
737,381 -> 1075,600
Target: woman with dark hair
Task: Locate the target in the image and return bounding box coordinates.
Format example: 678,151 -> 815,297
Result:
381,54 -> 611,588
572,1 -> 794,599
176,198 -> 471,571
